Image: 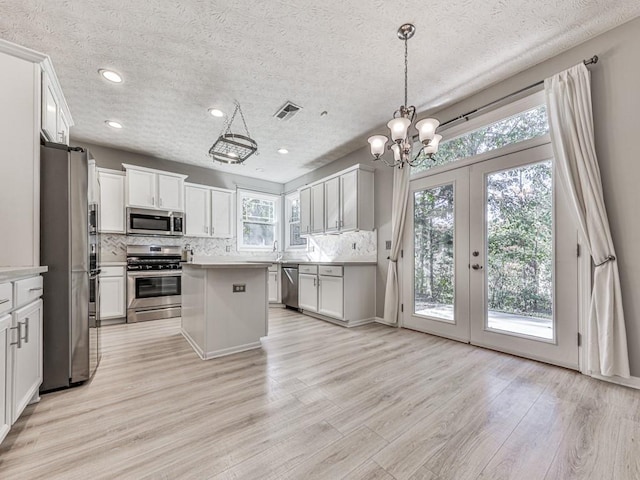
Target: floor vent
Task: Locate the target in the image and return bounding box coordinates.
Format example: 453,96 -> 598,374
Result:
274,101 -> 302,121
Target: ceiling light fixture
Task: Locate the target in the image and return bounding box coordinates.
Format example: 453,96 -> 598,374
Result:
367,24 -> 442,169
209,100 -> 258,165
105,120 -> 123,129
277,148 -> 289,154
99,69 -> 123,83
208,108 -> 224,118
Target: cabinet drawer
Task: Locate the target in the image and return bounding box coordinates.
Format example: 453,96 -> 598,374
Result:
318,266 -> 343,277
0,283 -> 12,315
14,276 -> 43,309
299,265 -> 318,275
101,266 -> 125,277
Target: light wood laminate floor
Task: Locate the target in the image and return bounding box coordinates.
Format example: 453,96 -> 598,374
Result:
1,309 -> 639,479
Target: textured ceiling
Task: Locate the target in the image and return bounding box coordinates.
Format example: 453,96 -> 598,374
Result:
1,1 -> 639,183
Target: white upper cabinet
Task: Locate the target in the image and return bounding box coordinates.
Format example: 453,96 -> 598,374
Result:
157,173 -> 183,210
41,73 -> 58,142
41,66 -> 72,145
299,187 -> 311,236
324,176 -> 340,233
98,169 -> 125,233
311,184 -> 324,234
127,169 -> 156,208
340,169 -> 359,231
298,164 -> 374,235
123,165 -> 187,212
184,183 -> 234,239
211,189 -> 234,238
185,184 -> 210,236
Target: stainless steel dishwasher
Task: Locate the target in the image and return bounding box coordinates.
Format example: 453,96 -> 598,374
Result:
281,264 -> 299,309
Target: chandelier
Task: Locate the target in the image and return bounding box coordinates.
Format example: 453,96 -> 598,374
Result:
209,100 -> 258,165
368,24 -> 442,169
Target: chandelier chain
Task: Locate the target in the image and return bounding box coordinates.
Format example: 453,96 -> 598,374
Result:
404,36 -> 408,108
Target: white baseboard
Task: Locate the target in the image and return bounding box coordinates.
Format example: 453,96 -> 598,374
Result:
375,316 -> 398,327
589,372 -> 640,390
181,329 -> 205,359
203,341 -> 262,360
181,329 -> 262,360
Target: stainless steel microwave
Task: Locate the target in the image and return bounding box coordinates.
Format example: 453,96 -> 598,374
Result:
126,207 -> 184,236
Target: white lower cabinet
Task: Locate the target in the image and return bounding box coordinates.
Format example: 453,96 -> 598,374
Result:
298,264 -> 375,326
318,275 -> 344,319
298,273 -> 318,312
0,272 -> 46,444
100,266 -> 126,320
0,314 -> 11,443
268,265 -> 279,303
11,299 -> 42,424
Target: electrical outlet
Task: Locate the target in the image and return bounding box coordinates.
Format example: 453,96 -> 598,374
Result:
352,242 -> 357,250
386,240 -> 392,250
232,284 -> 246,293
225,245 -> 231,252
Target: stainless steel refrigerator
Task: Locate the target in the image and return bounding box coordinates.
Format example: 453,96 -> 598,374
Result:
40,141 -> 101,392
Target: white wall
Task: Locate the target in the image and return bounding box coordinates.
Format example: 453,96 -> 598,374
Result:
0,52 -> 39,266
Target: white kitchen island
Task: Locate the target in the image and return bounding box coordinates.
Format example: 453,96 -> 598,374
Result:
181,262 -> 271,360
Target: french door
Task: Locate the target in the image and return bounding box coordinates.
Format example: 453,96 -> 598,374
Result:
403,143 -> 579,369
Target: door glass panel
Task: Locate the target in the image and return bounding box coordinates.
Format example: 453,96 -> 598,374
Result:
413,184 -> 455,322
485,160 -> 553,339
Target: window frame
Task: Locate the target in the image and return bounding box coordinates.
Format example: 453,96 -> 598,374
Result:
284,191 -> 307,251
236,189 -> 281,252
411,91 -> 549,180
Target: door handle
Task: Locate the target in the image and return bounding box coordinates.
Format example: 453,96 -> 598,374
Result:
10,324 -> 22,349
21,317 -> 29,343
471,264 -> 483,270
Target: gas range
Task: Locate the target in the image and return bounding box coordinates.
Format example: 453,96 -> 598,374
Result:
126,245 -> 182,323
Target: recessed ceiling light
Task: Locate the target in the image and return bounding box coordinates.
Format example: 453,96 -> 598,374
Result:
99,69 -> 123,83
208,108 -> 224,117
105,120 -> 123,129
277,148 -> 289,154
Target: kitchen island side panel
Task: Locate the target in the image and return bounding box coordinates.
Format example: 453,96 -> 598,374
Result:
181,266 -> 207,353
204,267 -> 268,353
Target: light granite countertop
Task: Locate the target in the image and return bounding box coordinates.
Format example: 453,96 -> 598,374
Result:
182,262 -> 273,269
0,266 -> 48,283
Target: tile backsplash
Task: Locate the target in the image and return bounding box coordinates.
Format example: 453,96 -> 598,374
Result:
101,230 -> 377,263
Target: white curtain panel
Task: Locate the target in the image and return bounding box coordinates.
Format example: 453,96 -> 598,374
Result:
544,63 -> 630,378
383,164 -> 411,326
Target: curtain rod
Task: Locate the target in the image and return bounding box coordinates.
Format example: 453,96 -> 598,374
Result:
439,55 -> 599,129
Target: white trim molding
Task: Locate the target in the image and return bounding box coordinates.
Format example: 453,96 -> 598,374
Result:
0,38 -> 47,63
589,373 -> 640,390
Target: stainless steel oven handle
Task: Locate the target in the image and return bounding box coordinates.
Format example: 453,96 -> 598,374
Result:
127,271 -> 182,278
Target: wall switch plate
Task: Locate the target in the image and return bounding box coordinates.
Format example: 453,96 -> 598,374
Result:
232,284 -> 246,293
386,240 -> 392,250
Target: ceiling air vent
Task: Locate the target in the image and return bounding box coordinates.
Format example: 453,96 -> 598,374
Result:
273,101 -> 302,121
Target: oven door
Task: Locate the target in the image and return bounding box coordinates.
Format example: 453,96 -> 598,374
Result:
127,271 -> 182,310
127,208 -> 173,236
